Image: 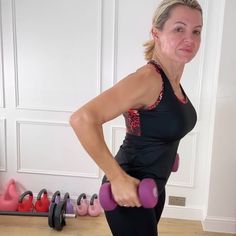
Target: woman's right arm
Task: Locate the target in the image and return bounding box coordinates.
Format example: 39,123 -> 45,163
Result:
70,65 -> 162,207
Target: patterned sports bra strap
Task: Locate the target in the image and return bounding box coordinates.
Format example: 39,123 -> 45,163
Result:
148,60 -> 162,73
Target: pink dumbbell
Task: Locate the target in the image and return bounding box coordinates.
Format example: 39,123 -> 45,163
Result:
172,153 -> 180,172
99,178 -> 158,211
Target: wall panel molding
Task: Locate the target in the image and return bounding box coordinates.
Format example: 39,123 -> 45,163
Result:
111,125 -> 125,155
0,118 -> 7,171
202,216 -> 236,234
0,0 -> 5,108
16,120 -> 100,178
12,0 -> 103,112
112,0 -> 118,85
168,131 -> 198,188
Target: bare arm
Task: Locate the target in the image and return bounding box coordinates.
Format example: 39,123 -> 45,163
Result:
70,65 -> 162,207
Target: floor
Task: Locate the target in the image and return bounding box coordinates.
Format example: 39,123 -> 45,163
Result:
0,214 -> 234,236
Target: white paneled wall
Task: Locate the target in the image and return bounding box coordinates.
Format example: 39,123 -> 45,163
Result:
202,0 -> 236,233
0,118 -> 6,171
0,56 -> 3,109
16,120 -> 99,178
0,1 -> 234,233
0,0 -> 104,197
0,4 -> 3,109
13,0 -> 102,112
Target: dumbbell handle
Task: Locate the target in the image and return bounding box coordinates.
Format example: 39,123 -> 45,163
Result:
0,211 -> 76,218
99,178 -> 158,211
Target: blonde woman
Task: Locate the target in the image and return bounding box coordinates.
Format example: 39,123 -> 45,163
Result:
70,0 -> 203,235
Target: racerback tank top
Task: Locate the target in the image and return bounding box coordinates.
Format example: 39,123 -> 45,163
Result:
114,60 -> 197,194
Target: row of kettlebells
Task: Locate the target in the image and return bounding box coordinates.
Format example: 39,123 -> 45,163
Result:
18,189 -> 102,217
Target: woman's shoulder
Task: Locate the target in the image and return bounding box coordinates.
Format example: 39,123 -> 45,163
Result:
116,63 -> 163,109
130,62 -> 163,87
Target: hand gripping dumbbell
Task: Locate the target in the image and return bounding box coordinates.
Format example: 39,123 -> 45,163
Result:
172,153 -> 180,172
99,178 -> 158,211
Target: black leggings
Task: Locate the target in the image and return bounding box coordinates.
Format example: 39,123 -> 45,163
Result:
104,188 -> 166,236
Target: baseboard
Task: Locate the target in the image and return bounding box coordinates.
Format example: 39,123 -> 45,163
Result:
202,216 -> 236,234
162,205 -> 203,221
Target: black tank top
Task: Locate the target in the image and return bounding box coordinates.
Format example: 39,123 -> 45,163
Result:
114,60 -> 197,194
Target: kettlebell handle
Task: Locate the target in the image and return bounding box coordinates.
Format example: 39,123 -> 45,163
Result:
36,188 -> 47,200
77,193 -> 87,205
18,191 -> 33,203
51,191 -> 61,203
63,192 -> 70,202
90,194 -> 98,205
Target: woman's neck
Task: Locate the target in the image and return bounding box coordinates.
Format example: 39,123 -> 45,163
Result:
152,54 -> 185,84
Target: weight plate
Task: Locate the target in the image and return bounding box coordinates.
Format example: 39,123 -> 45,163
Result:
48,202 -> 56,228
54,201 -> 66,231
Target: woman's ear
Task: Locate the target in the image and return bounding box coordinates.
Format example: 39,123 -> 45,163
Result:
151,27 -> 158,39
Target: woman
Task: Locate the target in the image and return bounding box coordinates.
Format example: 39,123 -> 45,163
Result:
70,0 -> 203,235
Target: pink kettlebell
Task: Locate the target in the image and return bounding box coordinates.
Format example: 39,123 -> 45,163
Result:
76,193 -> 88,216
0,179 -> 20,211
88,194 -> 102,217
172,153 -> 180,172
99,178 -> 158,211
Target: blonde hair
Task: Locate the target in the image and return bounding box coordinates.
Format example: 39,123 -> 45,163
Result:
143,0 -> 202,61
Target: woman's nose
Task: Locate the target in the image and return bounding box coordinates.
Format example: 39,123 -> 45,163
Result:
183,33 -> 194,44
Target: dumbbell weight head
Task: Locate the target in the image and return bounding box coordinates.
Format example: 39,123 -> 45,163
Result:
76,193 -> 88,216
99,178 -> 158,211
35,189 -> 50,212
172,153 -> 180,172
48,201 -> 57,228
48,191 -> 67,230
17,191 -> 34,212
52,200 -> 66,231
99,182 -> 117,211
48,190 -> 61,228
88,194 -> 102,217
138,179 -> 158,208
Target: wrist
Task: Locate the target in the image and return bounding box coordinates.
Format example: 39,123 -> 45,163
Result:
106,164 -> 126,183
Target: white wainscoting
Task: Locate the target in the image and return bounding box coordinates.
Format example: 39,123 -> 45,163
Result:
16,120 -> 99,178
12,0 -> 102,112
168,131 -> 198,188
202,216 -> 236,234
0,118 -> 7,171
0,1 -> 4,109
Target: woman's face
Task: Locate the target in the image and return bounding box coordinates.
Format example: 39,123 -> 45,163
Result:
156,5 -> 203,64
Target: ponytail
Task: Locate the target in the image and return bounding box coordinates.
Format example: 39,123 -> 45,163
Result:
143,39 -> 155,61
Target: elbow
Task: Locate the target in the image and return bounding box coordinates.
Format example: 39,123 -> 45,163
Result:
70,112 -> 86,140
69,109 -> 84,130
69,108 -> 96,134
70,106 -> 103,137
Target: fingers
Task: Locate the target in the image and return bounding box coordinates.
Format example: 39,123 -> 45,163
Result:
115,193 -> 142,208
110,175 -> 142,208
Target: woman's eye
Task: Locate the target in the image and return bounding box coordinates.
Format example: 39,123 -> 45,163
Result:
193,30 -> 201,35
175,27 -> 184,33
